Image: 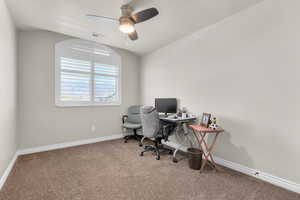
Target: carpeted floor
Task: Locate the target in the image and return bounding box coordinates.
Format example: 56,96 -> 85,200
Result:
0,139 -> 299,200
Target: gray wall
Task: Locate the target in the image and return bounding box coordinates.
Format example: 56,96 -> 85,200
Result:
141,0 -> 300,184
18,30 -> 140,149
0,0 -> 17,178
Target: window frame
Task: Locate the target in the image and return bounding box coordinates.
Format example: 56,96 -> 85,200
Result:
55,39 -> 122,107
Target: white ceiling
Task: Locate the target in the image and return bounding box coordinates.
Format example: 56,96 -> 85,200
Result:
6,0 -> 263,55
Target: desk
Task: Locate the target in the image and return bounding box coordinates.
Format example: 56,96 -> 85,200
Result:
160,115 -> 197,162
159,115 -> 197,123
189,125 -> 224,173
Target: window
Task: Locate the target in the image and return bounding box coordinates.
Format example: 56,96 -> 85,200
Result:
55,39 -> 121,107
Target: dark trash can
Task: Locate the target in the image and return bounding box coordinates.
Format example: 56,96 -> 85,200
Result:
187,148 -> 202,170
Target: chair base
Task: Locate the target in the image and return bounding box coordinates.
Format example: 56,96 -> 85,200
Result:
140,143 -> 173,160
124,130 -> 142,146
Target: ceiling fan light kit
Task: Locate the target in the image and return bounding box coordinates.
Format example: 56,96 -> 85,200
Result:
119,17 -> 135,34
87,4 -> 159,41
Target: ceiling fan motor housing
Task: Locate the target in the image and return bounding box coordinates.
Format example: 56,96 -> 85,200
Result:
119,5 -> 135,34
120,5 -> 133,17
119,17 -> 134,25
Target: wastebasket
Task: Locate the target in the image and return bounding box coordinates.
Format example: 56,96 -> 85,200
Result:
187,148 -> 202,170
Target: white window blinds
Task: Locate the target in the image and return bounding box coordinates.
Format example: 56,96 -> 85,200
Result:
55,39 -> 121,107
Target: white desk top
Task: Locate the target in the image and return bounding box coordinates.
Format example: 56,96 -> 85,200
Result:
159,115 -> 197,122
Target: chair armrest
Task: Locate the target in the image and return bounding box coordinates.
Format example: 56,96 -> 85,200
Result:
122,115 -> 128,124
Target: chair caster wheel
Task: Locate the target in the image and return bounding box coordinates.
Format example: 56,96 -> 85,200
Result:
139,143 -> 143,147
156,156 -> 160,160
140,152 -> 144,156
124,140 -> 128,143
173,158 -> 178,163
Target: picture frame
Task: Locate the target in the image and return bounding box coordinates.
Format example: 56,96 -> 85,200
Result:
200,113 -> 211,128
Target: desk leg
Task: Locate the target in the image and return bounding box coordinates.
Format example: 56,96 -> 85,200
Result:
140,136 -> 146,147
173,121 -> 195,163
172,148 -> 180,163
172,123 -> 183,163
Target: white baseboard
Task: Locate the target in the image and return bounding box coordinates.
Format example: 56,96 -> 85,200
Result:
17,134 -> 124,155
214,157 -> 300,194
0,153 -> 18,191
163,141 -> 300,194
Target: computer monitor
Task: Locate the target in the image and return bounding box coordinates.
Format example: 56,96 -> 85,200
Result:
155,98 -> 177,116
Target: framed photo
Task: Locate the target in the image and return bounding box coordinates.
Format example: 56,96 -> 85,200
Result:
200,113 -> 211,128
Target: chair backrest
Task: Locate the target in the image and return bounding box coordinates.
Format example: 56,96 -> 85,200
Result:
127,105 -> 142,124
140,106 -> 160,138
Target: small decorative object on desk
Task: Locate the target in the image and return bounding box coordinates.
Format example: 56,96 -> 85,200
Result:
182,107 -> 187,118
200,113 -> 211,128
177,108 -> 182,117
209,116 -> 218,130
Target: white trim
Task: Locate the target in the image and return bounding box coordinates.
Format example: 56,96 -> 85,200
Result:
0,153 -> 18,191
17,134 -> 123,155
163,141 -> 300,194
214,157 -> 300,194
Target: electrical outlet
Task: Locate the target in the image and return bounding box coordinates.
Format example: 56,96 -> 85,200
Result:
91,124 -> 96,132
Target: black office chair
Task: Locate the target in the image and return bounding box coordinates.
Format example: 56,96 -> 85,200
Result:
139,106 -> 174,160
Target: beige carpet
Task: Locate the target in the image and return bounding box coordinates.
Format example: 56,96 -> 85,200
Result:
0,139 -> 299,200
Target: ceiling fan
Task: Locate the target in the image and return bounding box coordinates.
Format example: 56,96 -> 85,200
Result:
86,5 -> 159,41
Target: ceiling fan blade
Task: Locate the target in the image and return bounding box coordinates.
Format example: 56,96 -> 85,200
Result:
86,14 -> 119,24
128,31 -> 138,41
130,8 -> 159,24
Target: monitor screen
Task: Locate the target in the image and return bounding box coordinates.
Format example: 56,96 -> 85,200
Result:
155,98 -> 177,115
